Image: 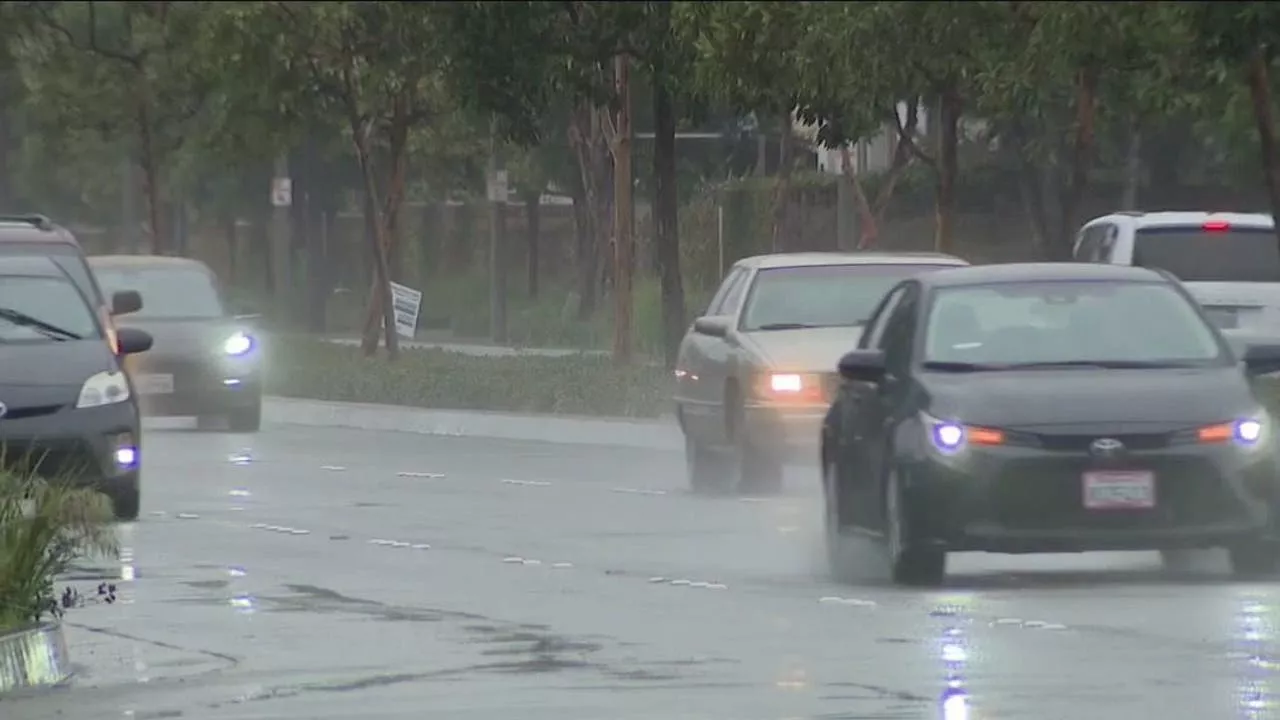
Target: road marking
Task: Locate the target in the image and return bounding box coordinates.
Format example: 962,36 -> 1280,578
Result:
818,596 -> 877,607
176,513 -> 199,520
551,562 -> 573,569
252,524 -> 310,535
501,479 -> 552,487
321,465 -> 347,471
397,471 -> 445,479
610,487 -> 668,496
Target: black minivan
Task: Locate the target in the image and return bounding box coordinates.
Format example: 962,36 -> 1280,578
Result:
0,255 -> 153,519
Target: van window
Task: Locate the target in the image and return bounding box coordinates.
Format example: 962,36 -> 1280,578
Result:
1132,226 -> 1280,283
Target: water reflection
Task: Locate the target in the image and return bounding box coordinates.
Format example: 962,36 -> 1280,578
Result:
1236,592 -> 1277,719
932,599 -> 972,720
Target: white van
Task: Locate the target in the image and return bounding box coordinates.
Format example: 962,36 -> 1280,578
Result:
1072,211 -> 1280,338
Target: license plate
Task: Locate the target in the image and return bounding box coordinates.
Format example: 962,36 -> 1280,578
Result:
1204,306 -> 1239,329
135,373 -> 174,395
1082,471 -> 1155,510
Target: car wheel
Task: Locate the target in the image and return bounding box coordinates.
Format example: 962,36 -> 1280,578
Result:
686,435 -> 726,494
824,460 -> 859,583
1228,537 -> 1280,579
109,485 -> 140,522
228,398 -> 262,433
885,467 -> 945,587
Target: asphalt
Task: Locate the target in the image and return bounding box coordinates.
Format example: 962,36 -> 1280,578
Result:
6,420 -> 1280,719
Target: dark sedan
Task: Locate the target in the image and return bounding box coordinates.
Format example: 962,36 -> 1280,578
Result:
89,255 -> 263,432
822,262 -> 1280,586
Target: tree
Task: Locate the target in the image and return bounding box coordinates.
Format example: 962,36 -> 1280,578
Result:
212,2 -> 452,358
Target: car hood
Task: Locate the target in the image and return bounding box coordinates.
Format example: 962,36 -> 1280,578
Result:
740,326 -> 863,372
921,366 -> 1259,429
118,316 -> 246,359
0,340 -> 116,406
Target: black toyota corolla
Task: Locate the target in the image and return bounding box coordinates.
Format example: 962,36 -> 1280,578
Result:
821,262 -> 1280,586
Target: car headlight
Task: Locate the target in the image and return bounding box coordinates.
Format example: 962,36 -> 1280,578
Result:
1196,414 -> 1268,447
224,332 -> 254,356
76,370 -> 131,409
923,411 -> 1005,454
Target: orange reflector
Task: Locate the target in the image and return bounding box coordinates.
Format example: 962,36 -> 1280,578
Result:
1198,423 -> 1234,443
968,428 -> 1005,445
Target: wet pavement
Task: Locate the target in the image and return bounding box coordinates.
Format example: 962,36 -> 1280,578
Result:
6,421 -> 1280,719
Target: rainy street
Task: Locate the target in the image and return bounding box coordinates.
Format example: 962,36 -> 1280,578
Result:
4,419 -> 1277,720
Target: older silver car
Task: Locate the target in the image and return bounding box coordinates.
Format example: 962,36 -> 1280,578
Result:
673,251 -> 968,494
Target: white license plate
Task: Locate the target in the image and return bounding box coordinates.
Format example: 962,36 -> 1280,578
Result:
1082,471 -> 1155,510
135,373 -> 174,395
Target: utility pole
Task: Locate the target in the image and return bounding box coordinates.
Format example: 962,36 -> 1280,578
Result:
611,53 -> 634,365
487,117 -> 509,344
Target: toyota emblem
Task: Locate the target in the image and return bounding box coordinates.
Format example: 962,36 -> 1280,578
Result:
1089,437 -> 1125,457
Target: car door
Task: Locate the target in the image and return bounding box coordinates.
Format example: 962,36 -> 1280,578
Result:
835,284 -> 909,527
852,282 -> 920,531
679,267 -> 748,442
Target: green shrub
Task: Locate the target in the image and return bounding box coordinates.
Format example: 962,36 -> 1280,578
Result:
0,470 -> 116,632
265,335 -> 674,418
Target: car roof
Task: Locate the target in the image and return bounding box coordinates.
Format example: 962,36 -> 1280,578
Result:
0,214 -> 80,245
0,254 -> 72,278
88,254 -> 212,271
920,262 -> 1168,288
1089,210 -> 1275,230
735,251 -> 969,270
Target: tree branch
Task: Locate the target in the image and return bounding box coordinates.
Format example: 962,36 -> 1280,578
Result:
33,1 -> 145,69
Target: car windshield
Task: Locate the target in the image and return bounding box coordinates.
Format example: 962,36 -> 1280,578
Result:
0,242 -> 102,304
741,264 -> 954,331
922,280 -> 1224,368
1133,225 -> 1280,282
93,266 -> 225,319
0,275 -> 99,342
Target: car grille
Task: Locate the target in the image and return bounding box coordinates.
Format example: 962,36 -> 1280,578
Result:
988,457 -> 1241,531
1019,431 -> 1177,452
0,403 -> 64,421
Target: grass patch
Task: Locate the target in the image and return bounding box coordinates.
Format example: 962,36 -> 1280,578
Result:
265,335 -> 674,418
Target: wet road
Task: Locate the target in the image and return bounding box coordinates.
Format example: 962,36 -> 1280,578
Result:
7,421 -> 1280,719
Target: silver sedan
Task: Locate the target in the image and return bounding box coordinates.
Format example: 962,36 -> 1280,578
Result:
673,251 -> 968,494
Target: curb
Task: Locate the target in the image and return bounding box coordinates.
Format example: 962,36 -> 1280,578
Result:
263,396 -> 684,451
0,622 -> 72,696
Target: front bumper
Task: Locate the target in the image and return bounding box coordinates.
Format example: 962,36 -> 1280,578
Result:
742,402 -> 826,462
900,440 -> 1280,554
131,354 -> 262,416
0,400 -> 141,496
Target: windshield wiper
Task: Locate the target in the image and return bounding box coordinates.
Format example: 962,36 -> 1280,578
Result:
0,307 -> 82,340
1002,360 -> 1199,370
921,361 -> 1010,372
756,322 -> 819,331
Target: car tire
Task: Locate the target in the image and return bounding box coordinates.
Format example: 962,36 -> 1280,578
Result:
228,399 -> 262,433
1228,537 -> 1280,579
823,460 -> 859,584
686,435 -> 726,494
110,485 -> 140,522
884,467 -> 945,587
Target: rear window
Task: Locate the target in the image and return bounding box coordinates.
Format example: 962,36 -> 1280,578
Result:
1133,226 -> 1280,283
0,242 -> 102,304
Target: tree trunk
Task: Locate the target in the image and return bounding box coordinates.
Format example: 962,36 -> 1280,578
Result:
1246,47 -> 1280,250
934,90 -> 961,254
611,53 -> 634,365
525,195 -> 540,298
137,102 -> 164,255
567,104 -> 607,321
770,109 -> 794,252
351,127 -> 400,359
653,67 -> 686,370
1053,66 -> 1100,260
360,96 -> 412,353
1121,113 -> 1142,211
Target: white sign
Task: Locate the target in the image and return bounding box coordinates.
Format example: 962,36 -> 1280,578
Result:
486,170 -> 509,203
389,281 -> 422,340
271,177 -> 293,207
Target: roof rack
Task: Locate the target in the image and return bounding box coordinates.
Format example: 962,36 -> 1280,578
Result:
1112,210 -> 1145,217
0,214 -> 54,231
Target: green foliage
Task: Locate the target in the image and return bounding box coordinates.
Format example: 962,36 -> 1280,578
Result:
0,469 -> 116,631
265,335 -> 673,418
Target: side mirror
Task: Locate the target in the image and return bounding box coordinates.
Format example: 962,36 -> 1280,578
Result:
693,316 -> 730,338
111,290 -> 142,316
115,327 -> 153,356
838,348 -> 887,383
1242,343 -> 1280,376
